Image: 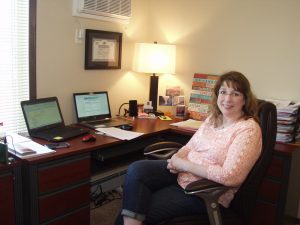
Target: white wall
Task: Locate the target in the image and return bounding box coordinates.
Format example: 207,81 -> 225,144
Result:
148,0 -> 300,105
37,0 -> 300,124
37,0 -> 151,124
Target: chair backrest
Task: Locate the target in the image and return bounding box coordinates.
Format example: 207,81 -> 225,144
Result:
230,100 -> 277,224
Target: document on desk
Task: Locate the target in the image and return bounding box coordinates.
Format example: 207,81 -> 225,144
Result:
96,127 -> 144,140
170,119 -> 203,131
6,132 -> 55,159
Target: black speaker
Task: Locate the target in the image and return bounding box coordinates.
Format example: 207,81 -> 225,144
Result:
129,100 -> 138,117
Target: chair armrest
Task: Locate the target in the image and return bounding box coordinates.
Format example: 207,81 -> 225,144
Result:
184,179 -> 227,194
184,179 -> 230,225
144,141 -> 183,160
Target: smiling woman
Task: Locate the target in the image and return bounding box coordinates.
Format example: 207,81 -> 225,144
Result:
210,71 -> 258,128
0,0 -> 36,133
114,71 -> 262,225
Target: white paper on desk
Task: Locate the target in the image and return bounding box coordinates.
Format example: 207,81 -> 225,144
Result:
170,119 -> 203,130
5,132 -> 55,159
96,127 -> 144,140
5,131 -> 31,142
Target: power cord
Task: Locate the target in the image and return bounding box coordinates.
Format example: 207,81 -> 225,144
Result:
2,135 -> 16,164
90,185 -> 122,209
117,103 -> 129,117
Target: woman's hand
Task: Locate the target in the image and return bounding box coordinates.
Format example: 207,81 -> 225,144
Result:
166,147 -> 189,174
169,154 -> 187,172
167,153 -> 188,174
167,158 -> 179,174
168,152 -> 208,178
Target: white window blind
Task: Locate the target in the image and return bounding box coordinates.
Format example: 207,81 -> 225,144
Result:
0,0 -> 29,133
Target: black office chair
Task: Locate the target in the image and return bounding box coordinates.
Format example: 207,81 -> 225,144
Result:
144,100 -> 277,225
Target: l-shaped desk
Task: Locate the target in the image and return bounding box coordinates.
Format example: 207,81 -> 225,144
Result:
1,118 -> 300,225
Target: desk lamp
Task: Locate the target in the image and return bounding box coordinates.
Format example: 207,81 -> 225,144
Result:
133,42 -> 176,115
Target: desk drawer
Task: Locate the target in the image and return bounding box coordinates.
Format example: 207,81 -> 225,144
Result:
39,182 -> 89,222
257,179 -> 281,204
38,156 -> 90,193
266,157 -> 284,178
250,201 -> 276,225
0,172 -> 15,225
45,206 -> 90,225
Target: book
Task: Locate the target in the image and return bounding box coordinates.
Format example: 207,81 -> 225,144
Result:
6,132 -> 55,158
12,143 -> 36,155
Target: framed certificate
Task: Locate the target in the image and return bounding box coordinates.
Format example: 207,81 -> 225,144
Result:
85,29 -> 122,69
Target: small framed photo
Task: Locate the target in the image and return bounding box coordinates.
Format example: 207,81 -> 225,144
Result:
85,29 -> 122,70
159,96 -> 173,106
166,86 -> 181,96
173,96 -> 185,106
175,105 -> 186,117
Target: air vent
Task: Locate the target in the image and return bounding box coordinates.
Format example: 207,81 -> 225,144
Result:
72,0 -> 131,24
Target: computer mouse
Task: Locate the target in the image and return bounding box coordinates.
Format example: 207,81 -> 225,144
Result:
119,124 -> 133,130
82,134 -> 96,142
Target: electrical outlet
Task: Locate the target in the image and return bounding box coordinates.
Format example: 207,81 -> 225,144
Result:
74,28 -> 84,44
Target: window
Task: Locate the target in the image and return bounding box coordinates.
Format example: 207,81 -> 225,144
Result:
0,0 -> 36,133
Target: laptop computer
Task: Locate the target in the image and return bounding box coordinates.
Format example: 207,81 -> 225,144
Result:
73,91 -> 130,129
21,97 -> 88,142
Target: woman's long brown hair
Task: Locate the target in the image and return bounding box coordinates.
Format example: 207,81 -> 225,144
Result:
209,71 -> 258,126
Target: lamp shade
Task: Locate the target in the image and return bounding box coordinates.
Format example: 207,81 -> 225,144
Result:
133,43 -> 176,74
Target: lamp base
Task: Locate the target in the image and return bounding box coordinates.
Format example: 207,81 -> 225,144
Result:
149,75 -> 159,112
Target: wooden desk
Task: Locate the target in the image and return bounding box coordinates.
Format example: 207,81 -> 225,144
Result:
250,143 -> 300,225
21,119 -> 177,225
16,119 -> 300,225
0,160 -> 23,225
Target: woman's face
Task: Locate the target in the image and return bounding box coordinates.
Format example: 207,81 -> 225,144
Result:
217,82 -> 245,120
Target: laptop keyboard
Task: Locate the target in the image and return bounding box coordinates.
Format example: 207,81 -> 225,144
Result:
89,119 -> 114,125
44,126 -> 86,136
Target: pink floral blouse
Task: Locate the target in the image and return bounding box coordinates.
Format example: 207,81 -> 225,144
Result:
177,117 -> 262,207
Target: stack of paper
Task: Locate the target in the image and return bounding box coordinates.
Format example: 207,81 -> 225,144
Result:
5,132 -> 55,158
267,99 -> 300,143
170,119 -> 203,131
96,127 -> 144,140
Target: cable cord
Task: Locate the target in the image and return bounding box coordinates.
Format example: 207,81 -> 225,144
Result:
117,103 -> 129,117
90,185 -> 122,209
3,135 -> 16,164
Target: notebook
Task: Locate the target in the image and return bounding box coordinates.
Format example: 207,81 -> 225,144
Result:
21,97 -> 88,142
73,91 -> 130,129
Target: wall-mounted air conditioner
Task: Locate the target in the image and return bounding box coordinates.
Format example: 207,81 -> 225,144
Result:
72,0 -> 131,24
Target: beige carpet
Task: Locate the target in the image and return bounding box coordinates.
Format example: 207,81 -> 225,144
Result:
90,198 -> 122,225
89,195 -> 299,225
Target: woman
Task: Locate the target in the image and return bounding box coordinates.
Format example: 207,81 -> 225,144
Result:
115,71 -> 262,225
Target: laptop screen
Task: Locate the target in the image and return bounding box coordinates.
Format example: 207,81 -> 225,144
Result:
73,91 -> 112,122
21,97 -> 64,132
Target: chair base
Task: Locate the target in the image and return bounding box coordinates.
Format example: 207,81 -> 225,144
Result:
156,208 -> 242,225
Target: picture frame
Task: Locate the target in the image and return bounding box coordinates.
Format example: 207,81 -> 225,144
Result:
85,29 -> 122,70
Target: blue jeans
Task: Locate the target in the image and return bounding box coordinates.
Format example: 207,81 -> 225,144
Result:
115,160 -> 207,225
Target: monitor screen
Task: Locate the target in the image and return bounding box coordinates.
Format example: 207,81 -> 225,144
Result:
73,92 -> 111,122
22,98 -> 63,130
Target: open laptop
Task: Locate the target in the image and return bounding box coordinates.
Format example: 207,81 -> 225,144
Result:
21,97 -> 88,142
73,91 -> 130,129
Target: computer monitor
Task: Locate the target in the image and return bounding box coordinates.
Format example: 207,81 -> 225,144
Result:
21,97 -> 64,132
73,91 -> 112,123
